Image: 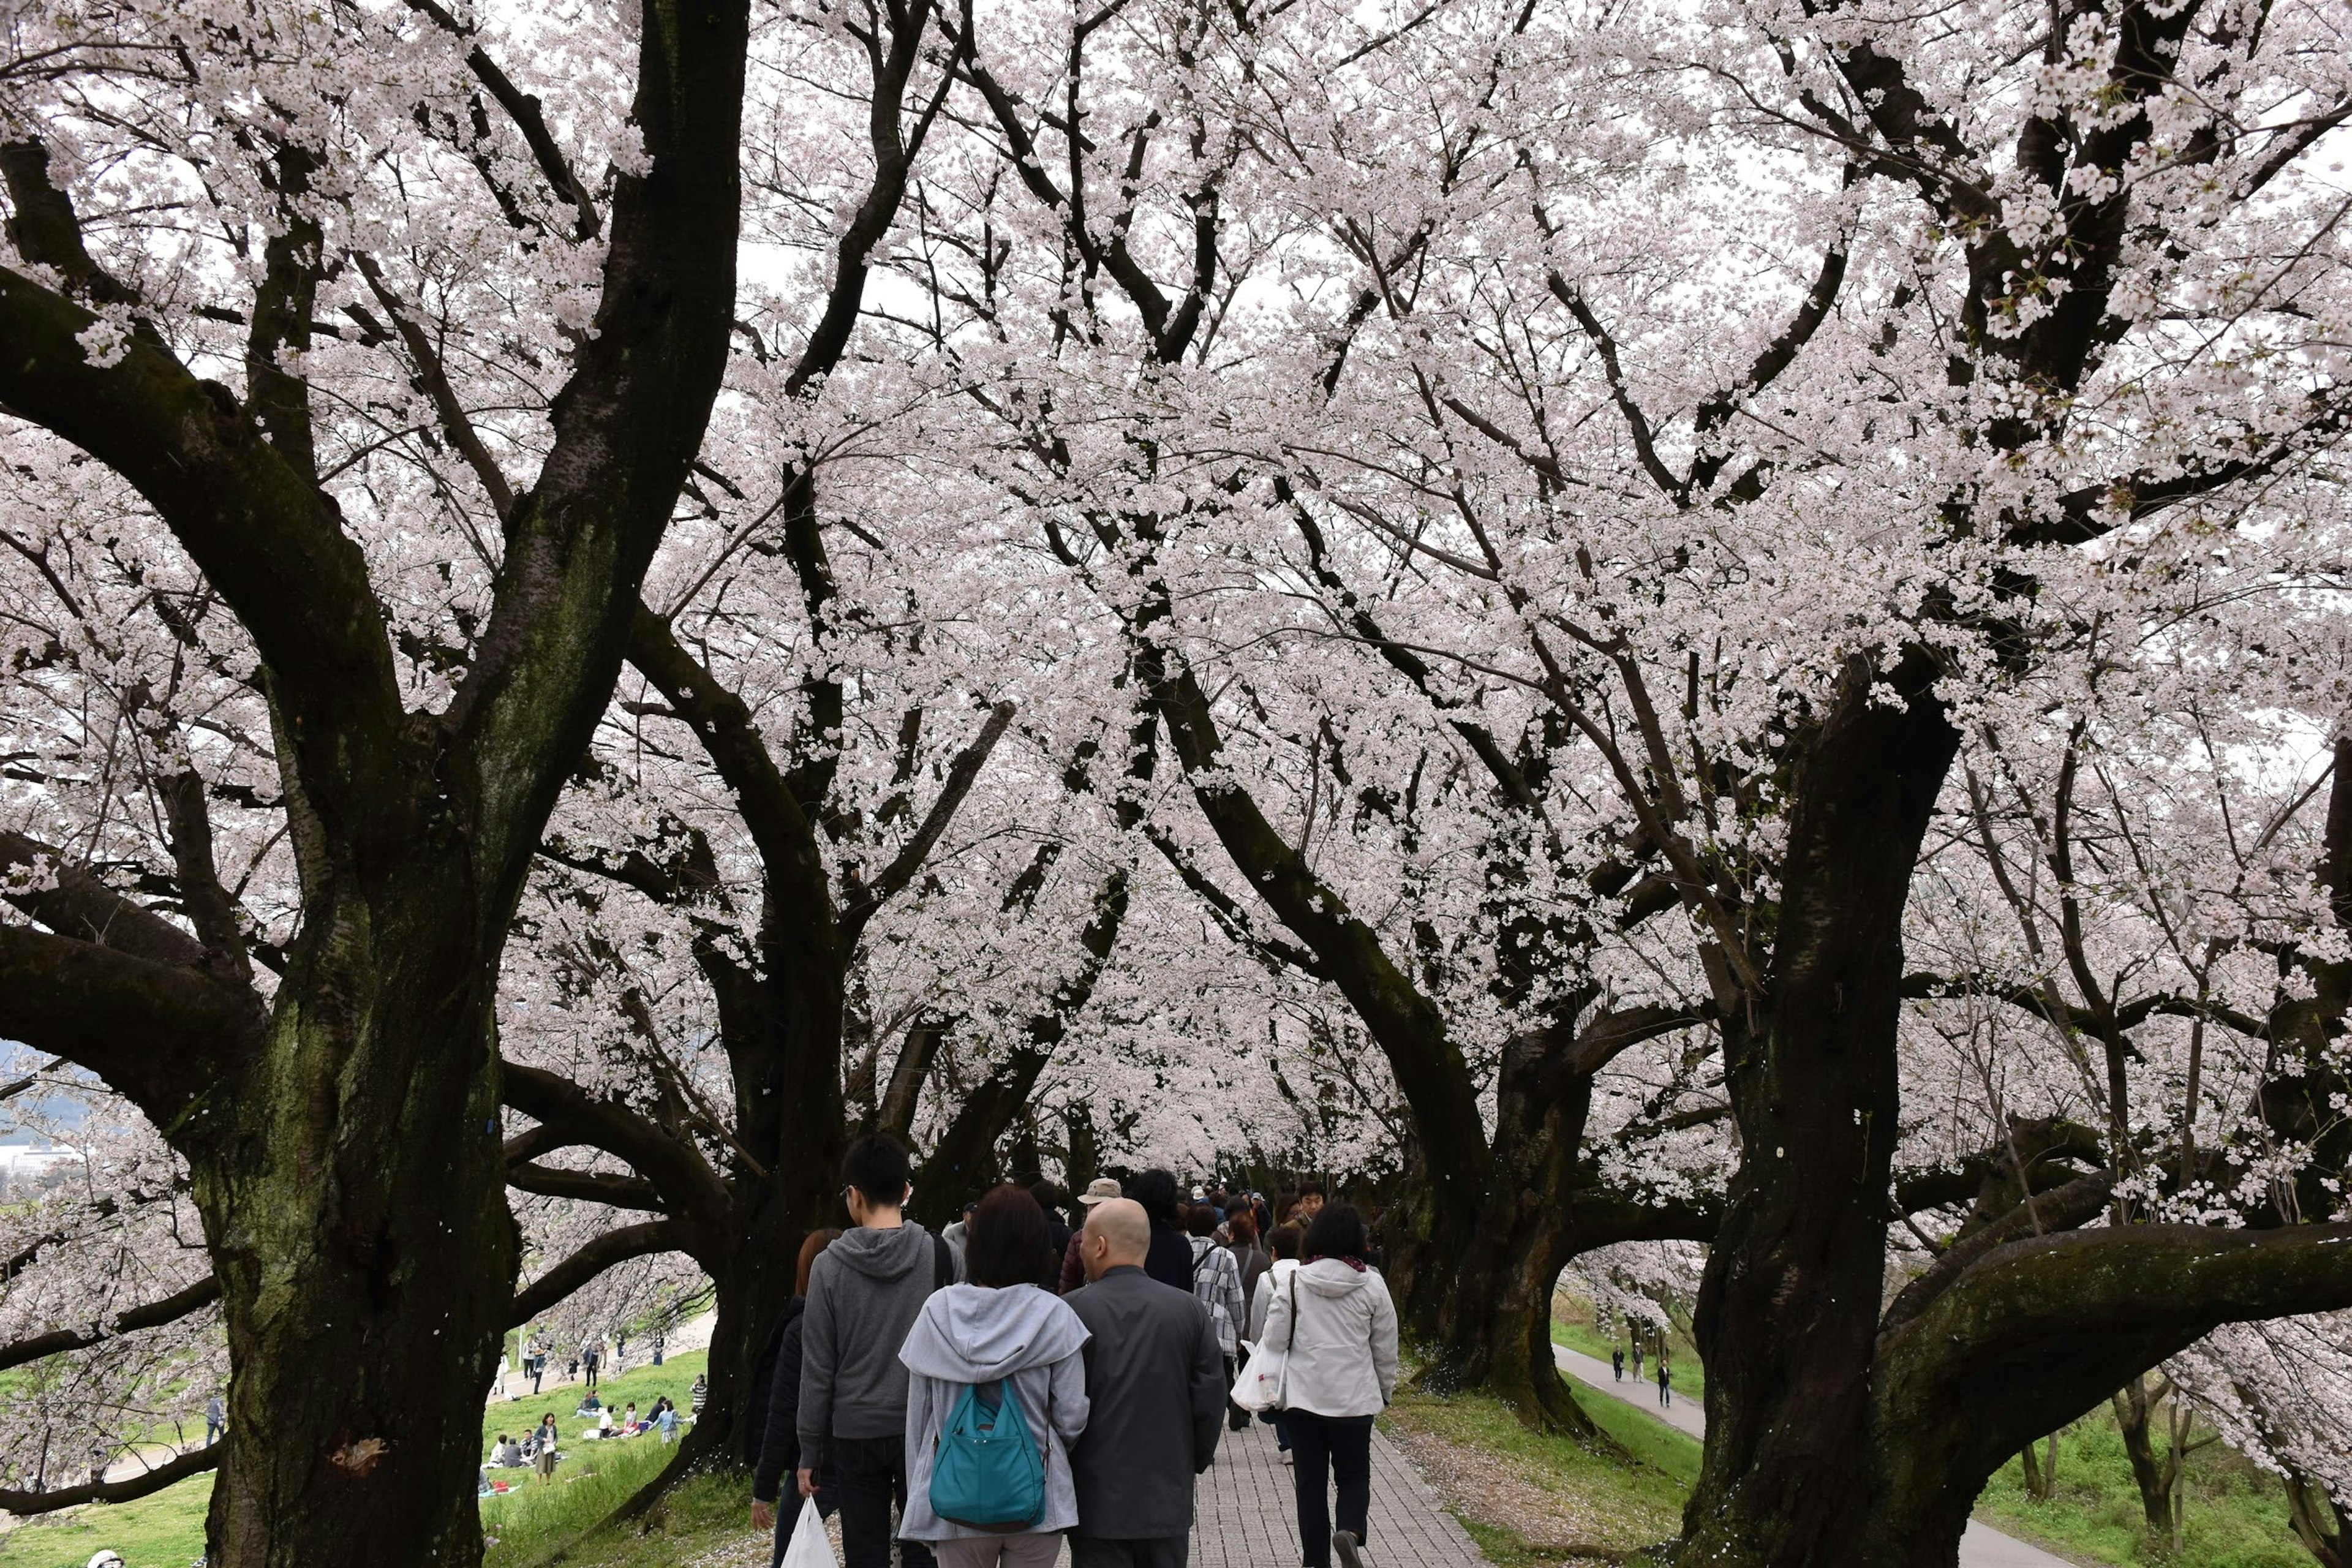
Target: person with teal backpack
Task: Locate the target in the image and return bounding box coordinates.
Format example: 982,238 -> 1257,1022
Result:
900,1186 -> 1091,1567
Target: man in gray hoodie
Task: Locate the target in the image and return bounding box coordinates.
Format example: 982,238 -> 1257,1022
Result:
799,1133 -> 954,1568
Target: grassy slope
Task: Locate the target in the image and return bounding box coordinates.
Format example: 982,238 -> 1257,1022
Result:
2,1354 -> 712,1568
1975,1405 -> 2309,1568
1553,1297 -> 2325,1568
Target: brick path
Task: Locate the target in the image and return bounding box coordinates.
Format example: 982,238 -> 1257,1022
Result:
1188,1415 -> 1487,1568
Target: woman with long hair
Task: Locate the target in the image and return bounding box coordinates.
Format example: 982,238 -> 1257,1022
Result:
1259,1204 -> 1399,1568
900,1185 -> 1091,1566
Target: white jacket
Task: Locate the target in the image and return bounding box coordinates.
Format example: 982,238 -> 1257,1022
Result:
1256,1258 -> 1400,1418
1247,1257 -> 1300,1344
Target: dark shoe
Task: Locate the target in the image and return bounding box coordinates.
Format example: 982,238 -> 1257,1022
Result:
1335,1530 -> 1365,1568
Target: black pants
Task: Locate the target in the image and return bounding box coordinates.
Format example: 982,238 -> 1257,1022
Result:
1286,1410 -> 1374,1568
768,1490 -> 841,1568
832,1433 -> 936,1568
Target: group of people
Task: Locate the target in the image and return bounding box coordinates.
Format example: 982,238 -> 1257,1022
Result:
1607,1341 -> 1675,1407
746,1136 -> 1398,1568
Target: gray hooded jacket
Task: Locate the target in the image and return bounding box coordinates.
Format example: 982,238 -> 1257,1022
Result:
798,1222 -> 946,1471
899,1283 -> 1091,1540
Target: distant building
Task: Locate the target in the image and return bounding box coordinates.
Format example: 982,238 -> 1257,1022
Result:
0,1144 -> 86,1197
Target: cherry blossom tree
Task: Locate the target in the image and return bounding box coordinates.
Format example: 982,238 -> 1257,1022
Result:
0,0 -> 750,1556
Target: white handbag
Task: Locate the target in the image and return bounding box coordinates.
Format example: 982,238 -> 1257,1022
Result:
1231,1272 -> 1297,1412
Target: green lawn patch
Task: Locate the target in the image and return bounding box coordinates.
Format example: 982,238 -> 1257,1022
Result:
1974,1405 -> 2310,1568
2,1471 -> 212,1568
2,1351 -> 714,1568
1383,1381 -> 1686,1565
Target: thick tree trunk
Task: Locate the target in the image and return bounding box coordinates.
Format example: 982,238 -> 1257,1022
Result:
1677,656 -> 1961,1568
2110,1376 -> 2177,1532
1408,1044 -> 1599,1436
192,872 -> 518,1568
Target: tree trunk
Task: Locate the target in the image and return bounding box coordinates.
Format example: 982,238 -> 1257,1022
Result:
1676,655 -> 1962,1568
194,871 -> 518,1568
2285,1469 -> 2352,1568
2111,1376 -> 2176,1532
1408,1039 -> 1600,1437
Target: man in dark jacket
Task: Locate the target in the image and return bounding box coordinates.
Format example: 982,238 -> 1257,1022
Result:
1127,1169 -> 1196,1293
796,1134 -> 949,1568
1063,1197 -> 1226,1568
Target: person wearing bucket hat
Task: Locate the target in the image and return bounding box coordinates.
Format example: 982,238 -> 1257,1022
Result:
1057,1180 -> 1122,1293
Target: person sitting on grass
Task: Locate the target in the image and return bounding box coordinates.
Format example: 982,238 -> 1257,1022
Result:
575,1390 -> 602,1416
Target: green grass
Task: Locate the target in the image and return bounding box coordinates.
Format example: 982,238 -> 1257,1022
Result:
1384,1381 -> 1688,1565
1974,1405 -> 2310,1568
1,1352 -> 712,1568
0,1472 -> 213,1568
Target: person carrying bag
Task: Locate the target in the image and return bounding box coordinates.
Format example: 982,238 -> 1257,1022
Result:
900,1185 -> 1091,1567
1258,1205 -> 1398,1568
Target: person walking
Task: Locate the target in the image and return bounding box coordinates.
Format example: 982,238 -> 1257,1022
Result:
204,1393 -> 225,1447
1611,1348 -> 1624,1382
797,1132 -> 955,1568
1183,1206 -> 1248,1431
582,1340 -> 601,1390
900,1185 -> 1092,1567
1062,1198 -> 1225,1567
1657,1357 -> 1672,1409
1126,1170 -> 1196,1294
1630,1340 -> 1643,1383
529,1337 -> 546,1395
1259,1204 -> 1398,1568
1227,1210 -> 1270,1316
1061,1178 -> 1121,1292
1248,1223 -> 1306,1456
752,1228 -> 844,1565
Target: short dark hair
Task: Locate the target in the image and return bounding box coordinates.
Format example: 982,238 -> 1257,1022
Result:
1268,1223 -> 1305,1261
1303,1202 -> 1367,1262
1128,1168 -> 1180,1225
965,1184 -> 1054,1289
1185,1203 -> 1220,1238
842,1133 -> 912,1208
1297,1178 -> 1327,1199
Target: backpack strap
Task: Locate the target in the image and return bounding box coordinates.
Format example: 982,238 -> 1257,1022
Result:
933,1232 -> 951,1289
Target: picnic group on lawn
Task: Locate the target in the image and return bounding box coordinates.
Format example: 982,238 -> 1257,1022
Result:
742,1134 -> 1401,1568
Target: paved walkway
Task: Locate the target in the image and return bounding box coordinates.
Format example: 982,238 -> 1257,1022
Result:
1552,1347 -> 2076,1568
1191,1415 -> 1487,1567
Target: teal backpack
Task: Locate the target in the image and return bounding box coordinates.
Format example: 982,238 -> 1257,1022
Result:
929,1378 -> 1047,1532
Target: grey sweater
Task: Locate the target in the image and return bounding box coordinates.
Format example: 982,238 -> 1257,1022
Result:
899,1283 -> 1091,1540
798,1223 -> 944,1472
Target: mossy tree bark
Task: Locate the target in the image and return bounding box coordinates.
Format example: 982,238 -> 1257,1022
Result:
0,0 -> 750,1554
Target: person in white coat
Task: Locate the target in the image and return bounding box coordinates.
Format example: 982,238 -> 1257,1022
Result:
1257,1205 -> 1398,1568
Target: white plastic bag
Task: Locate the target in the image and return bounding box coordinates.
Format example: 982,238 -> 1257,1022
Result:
1231,1337 -> 1288,1412
781,1497 -> 836,1568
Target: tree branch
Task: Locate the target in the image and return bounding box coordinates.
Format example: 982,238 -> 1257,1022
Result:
508,1218 -> 685,1325
0,1439 -> 220,1515
0,1274 -> 222,1374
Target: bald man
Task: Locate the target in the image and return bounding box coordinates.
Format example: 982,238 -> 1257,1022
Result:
1061,1198 -> 1226,1568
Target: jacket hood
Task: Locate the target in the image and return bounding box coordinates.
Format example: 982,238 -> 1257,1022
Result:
1297,1257 -> 1374,1298
900,1284 -> 1089,1382
828,1221 -> 934,1282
